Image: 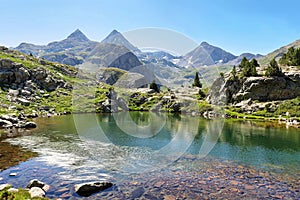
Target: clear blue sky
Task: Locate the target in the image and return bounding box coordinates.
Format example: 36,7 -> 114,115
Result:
1,0 -> 300,55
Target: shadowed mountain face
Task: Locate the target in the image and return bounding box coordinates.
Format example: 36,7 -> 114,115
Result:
15,29 -> 142,70
178,42 -> 237,67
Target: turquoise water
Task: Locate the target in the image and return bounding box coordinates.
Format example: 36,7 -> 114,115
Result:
0,113 -> 299,198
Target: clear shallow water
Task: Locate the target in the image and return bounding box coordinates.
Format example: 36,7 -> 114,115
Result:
0,113 -> 299,198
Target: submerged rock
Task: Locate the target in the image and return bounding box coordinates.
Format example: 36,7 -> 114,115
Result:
74,182 -> 113,197
131,187 -> 145,199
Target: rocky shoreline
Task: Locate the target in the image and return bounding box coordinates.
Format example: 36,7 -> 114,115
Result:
0,179 -> 113,199
0,156 -> 298,199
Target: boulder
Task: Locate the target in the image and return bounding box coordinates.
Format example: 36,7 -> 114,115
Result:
0,71 -> 14,84
7,188 -> 19,193
208,75 -> 300,105
97,68 -> 127,85
0,183 -> 11,191
27,179 -> 45,189
21,89 -> 31,96
29,187 -> 45,198
0,115 -> 19,124
14,66 -> 30,83
114,72 -> 148,88
23,121 -> 37,128
17,97 -> 31,106
8,89 -> 19,96
27,179 -> 50,192
74,182 -> 113,197
32,68 -> 47,80
0,119 -> 13,128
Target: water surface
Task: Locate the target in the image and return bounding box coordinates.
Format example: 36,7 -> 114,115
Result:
0,113 -> 299,198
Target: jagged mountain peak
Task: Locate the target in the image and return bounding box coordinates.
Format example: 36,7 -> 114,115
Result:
67,29 -> 90,42
200,41 -> 209,46
178,42 -> 237,67
108,29 -> 120,36
101,30 -> 140,52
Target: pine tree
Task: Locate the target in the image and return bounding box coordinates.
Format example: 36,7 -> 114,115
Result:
192,72 -> 202,88
150,80 -> 160,93
231,65 -> 237,79
240,58 -> 258,77
239,57 -> 248,69
265,58 -> 283,77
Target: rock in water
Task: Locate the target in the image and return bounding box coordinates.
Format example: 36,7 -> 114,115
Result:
74,182 -> 113,197
27,179 -> 50,192
27,179 -> 45,189
29,187 -> 45,198
24,121 -> 37,128
131,187 -> 145,199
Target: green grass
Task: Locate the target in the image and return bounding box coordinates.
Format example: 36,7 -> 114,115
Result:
0,186 -> 48,200
274,97 -> 300,117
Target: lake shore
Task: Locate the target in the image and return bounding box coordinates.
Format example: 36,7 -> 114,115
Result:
0,154 -> 299,199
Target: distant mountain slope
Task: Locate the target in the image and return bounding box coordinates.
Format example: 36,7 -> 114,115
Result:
101,30 -> 140,53
137,51 -> 182,68
15,29 -> 97,55
226,53 -> 263,66
14,29 -> 142,70
259,39 -> 300,65
15,29 -> 97,66
178,42 -> 237,67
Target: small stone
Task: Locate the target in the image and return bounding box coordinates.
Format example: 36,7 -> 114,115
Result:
230,180 -> 240,185
17,97 -> 31,106
154,181 -> 164,188
9,173 -> 17,176
0,184 -> 11,191
164,195 -> 176,200
29,187 -> 45,198
244,184 -> 255,190
131,181 -> 139,185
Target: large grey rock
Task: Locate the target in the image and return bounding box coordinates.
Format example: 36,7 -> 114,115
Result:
97,68 -> 127,85
114,72 -> 148,88
74,182 -> 113,197
32,68 -> 47,80
207,74 -> 300,105
23,121 -> 37,128
0,119 -> 13,127
0,115 -> 19,124
29,187 -> 45,198
0,183 -> 11,191
14,66 -> 30,83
